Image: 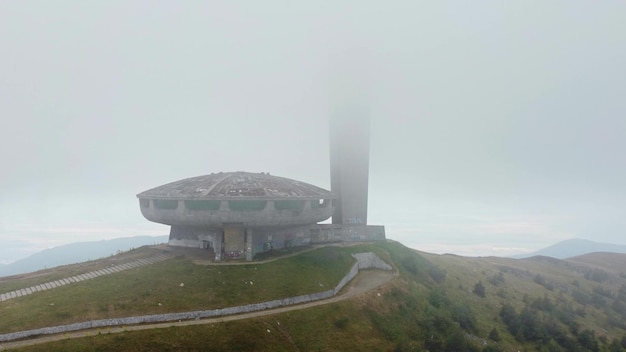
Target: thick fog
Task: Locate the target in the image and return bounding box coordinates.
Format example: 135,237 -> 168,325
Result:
1,1 -> 625,263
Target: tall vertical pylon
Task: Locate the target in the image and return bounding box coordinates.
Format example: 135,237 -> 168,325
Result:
329,108 -> 370,225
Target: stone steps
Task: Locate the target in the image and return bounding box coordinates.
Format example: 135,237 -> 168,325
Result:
0,254 -> 173,302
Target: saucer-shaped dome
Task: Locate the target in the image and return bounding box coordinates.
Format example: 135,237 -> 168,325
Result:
137,172 -> 335,227
137,171 -> 333,199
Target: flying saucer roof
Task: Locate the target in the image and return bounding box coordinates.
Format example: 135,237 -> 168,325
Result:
137,171 -> 335,200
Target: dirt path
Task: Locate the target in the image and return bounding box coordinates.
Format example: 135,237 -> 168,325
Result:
0,269 -> 394,350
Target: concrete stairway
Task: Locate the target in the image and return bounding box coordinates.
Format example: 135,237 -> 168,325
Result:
0,253 -> 173,302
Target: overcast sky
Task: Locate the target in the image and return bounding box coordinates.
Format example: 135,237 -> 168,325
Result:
1,1 -> 625,263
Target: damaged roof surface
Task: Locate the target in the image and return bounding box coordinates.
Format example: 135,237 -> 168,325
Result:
137,171 -> 335,200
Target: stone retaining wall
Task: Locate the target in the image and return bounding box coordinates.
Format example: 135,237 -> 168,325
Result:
0,252 -> 391,343
352,252 -> 393,271
334,262 -> 359,295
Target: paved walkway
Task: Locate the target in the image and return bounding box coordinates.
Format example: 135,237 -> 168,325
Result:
0,254 -> 173,302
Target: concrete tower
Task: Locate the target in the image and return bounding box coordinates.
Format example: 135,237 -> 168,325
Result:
329,109 -> 370,225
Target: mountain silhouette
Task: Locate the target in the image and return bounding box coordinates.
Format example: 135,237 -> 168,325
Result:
512,238 -> 626,259
0,235 -> 168,277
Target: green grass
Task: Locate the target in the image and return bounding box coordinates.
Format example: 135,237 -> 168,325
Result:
422,252 -> 626,349
9,292 -> 393,352
0,246 -> 355,333
251,244 -> 313,261
0,247 -> 167,293
9,321 -> 299,352
5,241 -> 626,352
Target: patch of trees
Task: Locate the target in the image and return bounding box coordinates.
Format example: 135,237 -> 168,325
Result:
370,285 -> 493,352
418,304 -> 482,352
398,254 -> 434,283
488,272 -> 505,286
572,289 -> 593,307
618,284 -> 626,301
612,299 -> 626,319
473,281 -> 486,297
397,252 -> 447,285
497,265 -> 532,279
399,256 -> 421,276
594,285 -> 615,299
608,284 -> 626,329
572,288 -> 613,310
534,274 -> 555,291
498,302 -> 612,351
452,304 -> 477,331
488,327 -> 501,342
530,294 -> 555,311
583,268 -> 610,283
428,287 -> 447,308
428,265 -> 447,283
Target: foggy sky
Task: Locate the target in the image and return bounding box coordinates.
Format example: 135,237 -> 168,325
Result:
1,1 -> 625,263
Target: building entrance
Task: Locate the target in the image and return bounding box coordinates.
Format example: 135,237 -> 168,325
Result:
223,226 -> 245,258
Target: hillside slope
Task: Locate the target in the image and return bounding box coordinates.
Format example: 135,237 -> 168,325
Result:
0,236 -> 168,277
2,242 -> 626,351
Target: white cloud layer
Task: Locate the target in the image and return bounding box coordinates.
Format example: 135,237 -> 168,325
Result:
1,1 -> 625,262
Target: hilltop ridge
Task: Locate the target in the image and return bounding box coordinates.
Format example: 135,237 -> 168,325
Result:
512,238 -> 626,259
0,236 -> 168,278
2,241 -> 626,351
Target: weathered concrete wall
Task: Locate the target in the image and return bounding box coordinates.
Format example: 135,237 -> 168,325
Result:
0,291 -> 337,342
0,252 -> 391,343
166,222 -> 385,255
308,224 -> 386,243
169,226 -> 221,249
352,252 -> 393,271
334,263 -> 359,295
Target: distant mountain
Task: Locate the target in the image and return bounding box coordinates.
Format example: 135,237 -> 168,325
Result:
512,238 -> 626,259
0,235 -> 168,277
566,252 -> 626,273
3,241 -> 626,350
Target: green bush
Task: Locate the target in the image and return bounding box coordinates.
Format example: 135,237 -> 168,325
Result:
473,281 -> 486,297
489,327 -> 501,342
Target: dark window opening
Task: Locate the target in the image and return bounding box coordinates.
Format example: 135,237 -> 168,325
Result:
154,199 -> 179,210
185,200 -> 221,211
228,200 -> 267,211
275,200 -> 305,210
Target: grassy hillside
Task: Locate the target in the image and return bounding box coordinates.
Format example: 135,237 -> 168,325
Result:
0,246 -> 168,293
0,236 -> 169,277
0,245 -> 355,334
4,242 -> 626,351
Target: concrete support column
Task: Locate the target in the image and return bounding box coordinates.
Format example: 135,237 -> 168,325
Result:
246,229 -> 253,261
214,233 -> 223,262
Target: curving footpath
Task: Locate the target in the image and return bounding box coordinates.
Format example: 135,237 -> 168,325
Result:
0,253 -> 395,350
